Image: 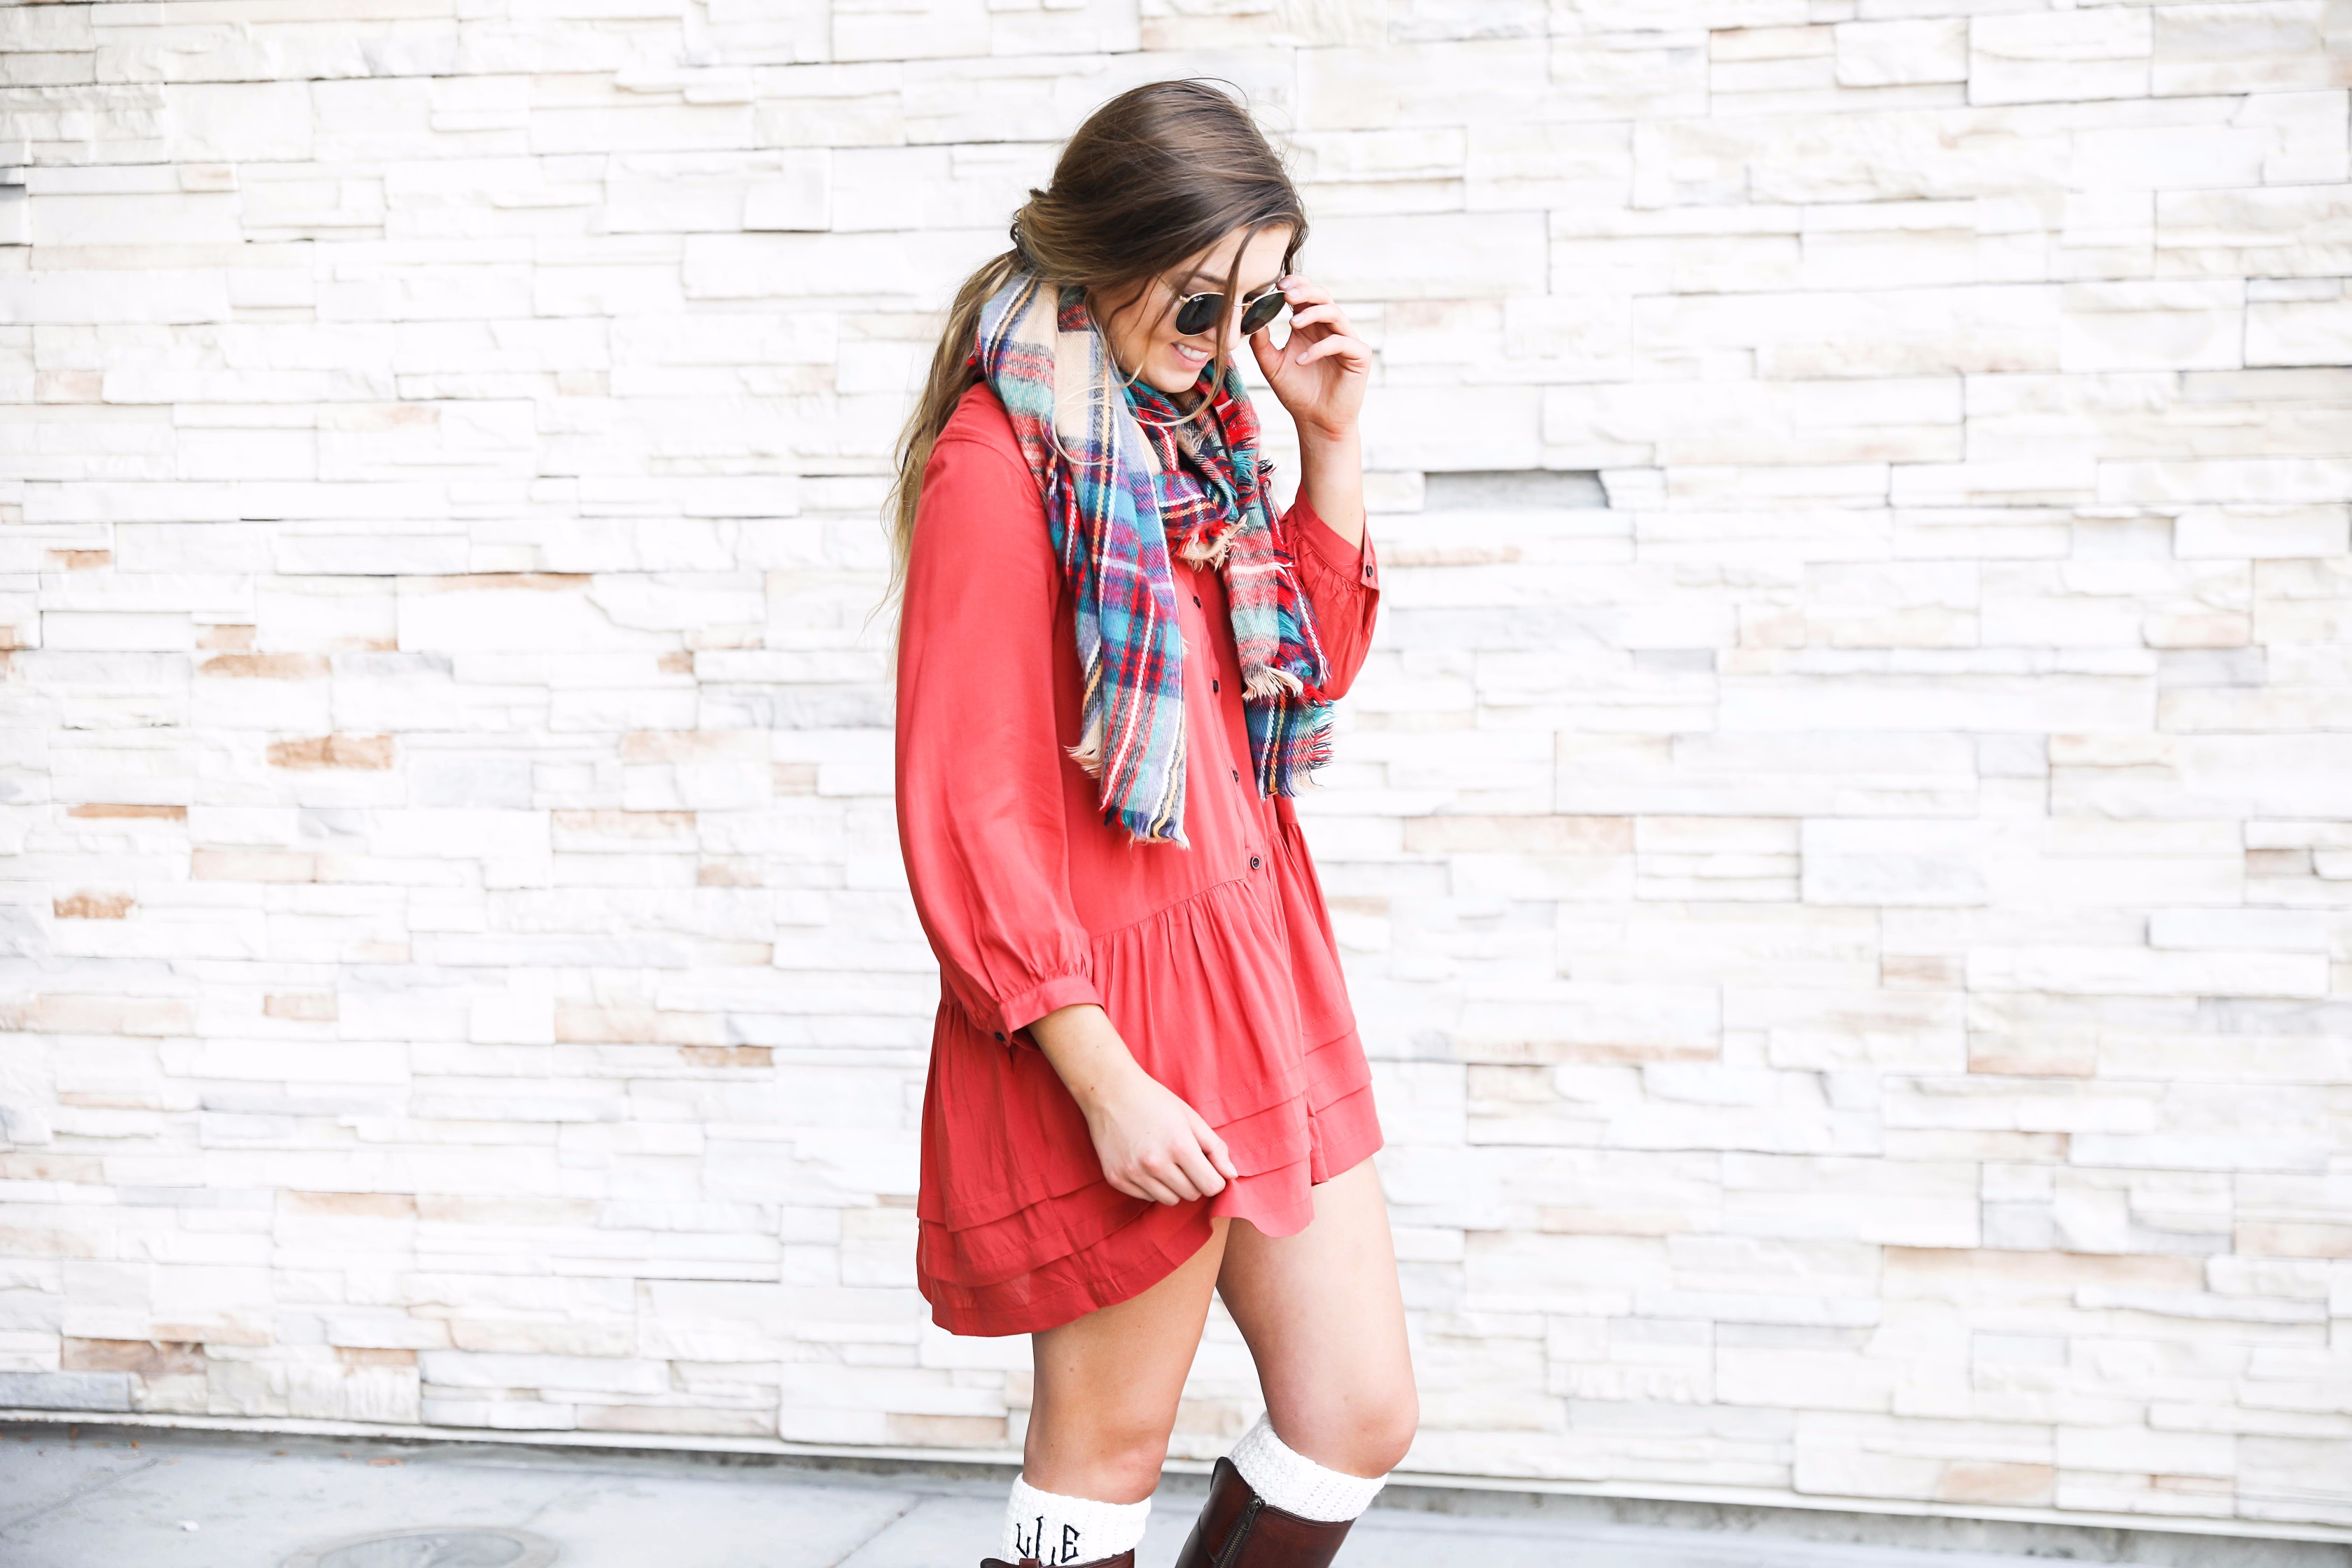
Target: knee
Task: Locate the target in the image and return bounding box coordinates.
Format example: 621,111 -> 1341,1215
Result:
1348,1386 -> 1418,1477
1032,1399 -> 1172,1503
1091,1416 -> 1172,1500
1281,1386 -> 1418,1480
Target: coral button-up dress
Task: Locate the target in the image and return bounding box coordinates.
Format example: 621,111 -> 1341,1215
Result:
893,382 -> 1385,1337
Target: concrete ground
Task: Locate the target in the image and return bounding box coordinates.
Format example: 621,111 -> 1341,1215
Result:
4,1421 -> 2345,1568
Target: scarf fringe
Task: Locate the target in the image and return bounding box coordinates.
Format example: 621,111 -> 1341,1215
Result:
1177,531 -> 1230,570
1244,666 -> 1305,700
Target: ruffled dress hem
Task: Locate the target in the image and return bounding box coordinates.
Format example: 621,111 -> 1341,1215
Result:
917,1051 -> 1383,1338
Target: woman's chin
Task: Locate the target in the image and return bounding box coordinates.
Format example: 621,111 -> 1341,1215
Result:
1152,346 -> 1212,388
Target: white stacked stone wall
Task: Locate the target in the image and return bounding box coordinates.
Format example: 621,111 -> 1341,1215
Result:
3,0 -> 2349,1536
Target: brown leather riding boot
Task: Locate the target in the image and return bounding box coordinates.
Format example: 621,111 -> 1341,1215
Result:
1170,1455 -> 1356,1568
979,1553 -> 1134,1568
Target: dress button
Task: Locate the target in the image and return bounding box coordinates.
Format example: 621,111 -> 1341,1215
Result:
1231,768 -> 1240,782
1192,595 -> 1202,607
1212,679 -> 1219,692
993,1031 -> 1006,1042
1249,855 -> 1261,870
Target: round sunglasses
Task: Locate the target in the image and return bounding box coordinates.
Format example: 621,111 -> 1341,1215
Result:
1172,278 -> 1289,338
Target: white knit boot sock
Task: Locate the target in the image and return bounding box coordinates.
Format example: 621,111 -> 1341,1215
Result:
1226,1413 -> 1389,1522
999,1473 -> 1152,1564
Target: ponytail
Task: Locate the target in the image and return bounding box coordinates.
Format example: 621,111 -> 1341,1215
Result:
879,245 -> 1024,614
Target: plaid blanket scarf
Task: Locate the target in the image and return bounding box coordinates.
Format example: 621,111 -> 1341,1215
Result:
971,272 -> 1334,846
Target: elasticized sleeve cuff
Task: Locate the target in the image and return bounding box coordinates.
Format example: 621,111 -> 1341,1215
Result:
992,971 -> 1104,1046
1287,491 -> 1378,592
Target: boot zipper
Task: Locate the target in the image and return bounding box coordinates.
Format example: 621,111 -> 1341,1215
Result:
1211,1496 -> 1264,1568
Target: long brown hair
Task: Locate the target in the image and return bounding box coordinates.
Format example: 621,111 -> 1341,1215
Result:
881,78 -> 1307,608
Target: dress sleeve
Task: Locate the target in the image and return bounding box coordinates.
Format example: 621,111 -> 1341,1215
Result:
894,429 -> 1105,1046
1282,491 -> 1381,701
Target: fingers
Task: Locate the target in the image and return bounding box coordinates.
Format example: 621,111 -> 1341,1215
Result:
1111,1138 -> 1233,1205
1249,318 -> 1286,370
1109,1149 -> 1205,1205
1094,1084 -> 1239,1205
1187,1105 -> 1240,1182
1280,273 -> 1332,309
1205,1138 -> 1239,1183
1294,332 -> 1372,371
1280,277 -> 1355,328
1287,302 -> 1348,335
1170,1140 -> 1227,1200
1138,1153 -> 1206,1205
1115,1166 -> 1185,1206
1149,1154 -> 1198,1203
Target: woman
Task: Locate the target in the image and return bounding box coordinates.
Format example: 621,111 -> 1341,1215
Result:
888,79 -> 1417,1568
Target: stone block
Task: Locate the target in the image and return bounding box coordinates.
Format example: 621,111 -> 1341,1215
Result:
2248,295 -> 2352,369
831,0 -> 990,62
2174,504 -> 2350,559
2152,2 -> 2352,97
1803,818 -> 1989,908
1636,284 -> 2062,379
164,80 -> 313,163
2061,280 -> 2245,373
34,191 -> 243,248
421,1396 -> 577,1430
2146,909 -> 2329,953
1548,27 -> 1711,122
1310,211 -> 1549,300
2158,184 -> 2352,277
1970,10 -> 2152,106
2240,88 -> 2352,184
1466,122 -> 1631,212
1363,384 -> 1544,473
1298,39 -> 1553,131
0,1369 -> 134,1410
1835,19 -> 1967,87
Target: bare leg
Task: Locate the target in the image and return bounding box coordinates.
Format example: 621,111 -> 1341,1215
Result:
1215,1161 -> 1418,1478
1024,1218 -> 1231,1504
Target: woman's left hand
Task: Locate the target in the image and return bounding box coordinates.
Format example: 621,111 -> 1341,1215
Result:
1250,273 -> 1371,443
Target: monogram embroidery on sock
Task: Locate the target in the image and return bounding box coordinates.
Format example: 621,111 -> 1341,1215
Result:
1010,1513 -> 1087,1565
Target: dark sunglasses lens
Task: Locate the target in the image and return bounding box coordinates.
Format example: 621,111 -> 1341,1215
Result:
1240,291 -> 1287,334
1174,293 -> 1218,335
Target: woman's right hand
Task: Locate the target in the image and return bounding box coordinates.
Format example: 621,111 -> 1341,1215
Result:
1027,1002 -> 1239,1205
1079,1062 -> 1238,1205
